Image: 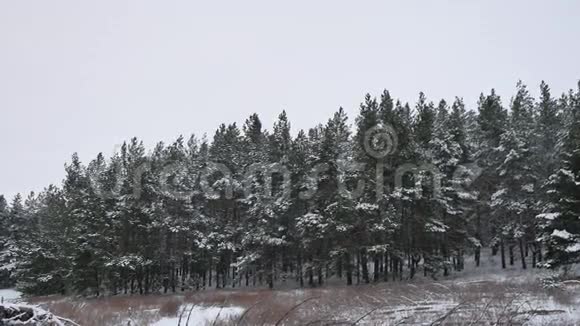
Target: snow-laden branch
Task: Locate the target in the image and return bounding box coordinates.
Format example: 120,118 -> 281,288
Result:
0,303 -> 79,326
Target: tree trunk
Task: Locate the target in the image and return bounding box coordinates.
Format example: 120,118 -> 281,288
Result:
509,245 -> 514,266
399,258 -> 403,281
391,255 -> 397,281
94,269 -> 100,297
361,248 -> 369,284
373,254 -> 379,282
409,254 -> 416,279
308,257 -> 314,287
208,260 -> 212,287
519,239 -> 527,270
298,253 -> 304,287
356,251 -> 360,284
383,252 -> 389,282
345,251 -> 353,285
500,239 -> 506,269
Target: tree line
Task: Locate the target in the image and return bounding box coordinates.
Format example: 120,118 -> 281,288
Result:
1,80 -> 579,296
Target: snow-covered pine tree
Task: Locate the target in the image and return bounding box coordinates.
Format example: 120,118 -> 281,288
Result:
428,98 -> 474,276
240,112 -> 292,289
353,95 -> 382,283
408,93 -> 438,279
0,195 -> 26,290
446,97 -> 478,271
14,186 -> 69,295
239,113 -> 274,288
0,195 -> 13,287
536,81 -> 562,181
320,107 -> 356,286
295,124 -> 328,286
541,83 -> 580,269
206,124 -> 243,289
388,100 -> 417,280
474,89 -> 509,268
288,129 -> 310,286
489,81 -> 538,270
3,83 -> 580,295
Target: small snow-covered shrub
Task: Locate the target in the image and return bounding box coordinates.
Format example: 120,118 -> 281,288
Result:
541,274 -> 563,289
0,303 -> 77,325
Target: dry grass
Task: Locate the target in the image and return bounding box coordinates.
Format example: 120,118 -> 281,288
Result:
159,297 -> 182,317
25,294 -> 179,325
22,276 -> 579,325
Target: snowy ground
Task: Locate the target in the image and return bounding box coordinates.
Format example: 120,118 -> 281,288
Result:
0,288 -> 22,303
22,278 -> 580,325
151,305 -> 244,326
12,254 -> 580,325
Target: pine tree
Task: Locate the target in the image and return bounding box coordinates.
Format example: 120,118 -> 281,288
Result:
474,89 -> 509,267
321,107 -> 356,285
0,195 -> 13,287
353,95 -> 382,283
541,84 -> 580,269
414,92 -> 436,152
4,82 -> 579,295
428,98 -> 473,276
0,194 -> 26,289
536,81 -> 562,179
15,187 -> 69,295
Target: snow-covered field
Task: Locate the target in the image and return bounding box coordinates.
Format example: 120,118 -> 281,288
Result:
0,288 -> 22,303
18,279 -> 580,325
151,306 -> 244,326
8,256 -> 580,325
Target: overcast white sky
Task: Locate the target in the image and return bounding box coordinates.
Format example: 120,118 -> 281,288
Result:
1,1 -> 579,201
